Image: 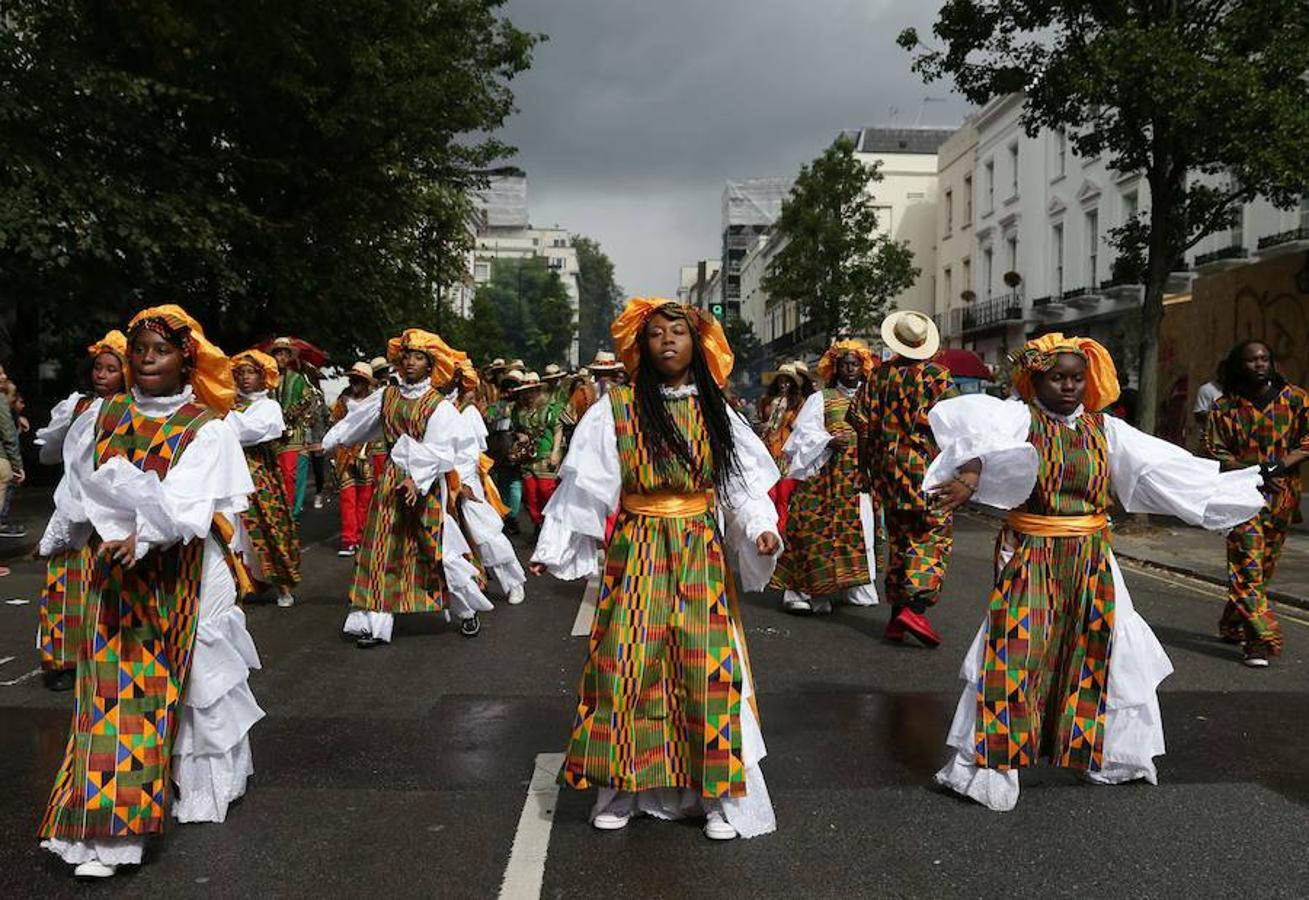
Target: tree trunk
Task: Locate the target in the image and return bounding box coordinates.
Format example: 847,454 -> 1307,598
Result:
1136,173 -> 1179,437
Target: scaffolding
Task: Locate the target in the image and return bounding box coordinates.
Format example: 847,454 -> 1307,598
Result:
475,175 -> 530,229
721,177 -> 793,229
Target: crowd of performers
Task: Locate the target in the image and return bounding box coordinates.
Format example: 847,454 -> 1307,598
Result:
20,295 -> 1305,876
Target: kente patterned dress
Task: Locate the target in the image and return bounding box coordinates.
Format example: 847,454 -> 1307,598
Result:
35,392 -> 102,672
322,381 -> 491,641
847,359 -> 957,609
924,395 -> 1263,811
330,394 -> 379,550
770,386 -> 877,602
532,383 -> 781,838
227,392 -> 301,590
37,386 -> 261,863
1205,382 -> 1309,654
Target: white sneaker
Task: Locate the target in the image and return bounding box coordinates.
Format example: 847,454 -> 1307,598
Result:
782,591 -> 813,614
277,593 -> 295,608
703,809 -> 738,841
313,495 -> 325,510
507,584 -> 525,605
74,861 -> 117,879
844,587 -> 878,607
592,810 -> 631,830
337,546 -> 353,557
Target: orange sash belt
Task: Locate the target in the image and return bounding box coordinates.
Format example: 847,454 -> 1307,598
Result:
621,491 -> 714,518
1007,511 -> 1108,537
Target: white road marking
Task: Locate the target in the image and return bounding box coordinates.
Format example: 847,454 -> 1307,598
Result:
2,668 -> 41,687
5,598 -> 30,605
570,577 -> 599,637
498,751 -> 566,900
0,656 -> 14,667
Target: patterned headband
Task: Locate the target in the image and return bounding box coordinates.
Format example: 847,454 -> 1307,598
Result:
132,316 -> 198,361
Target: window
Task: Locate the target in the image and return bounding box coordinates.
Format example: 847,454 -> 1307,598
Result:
963,174 -> 973,222
1086,210 -> 1099,286
944,189 -> 953,234
1052,223 -> 1065,296
962,257 -> 971,297
983,247 -> 994,301
1123,190 -> 1139,221
1008,143 -> 1019,197
1300,194 -> 1309,229
1006,235 -> 1018,279
984,161 -> 995,214
1229,202 -> 1245,248
474,262 -> 490,282
943,267 -> 953,309
1055,130 -> 1067,178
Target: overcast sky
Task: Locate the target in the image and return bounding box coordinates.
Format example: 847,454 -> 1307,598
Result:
497,0 -> 970,296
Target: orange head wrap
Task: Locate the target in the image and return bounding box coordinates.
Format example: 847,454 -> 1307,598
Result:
385,328 -> 461,389
610,297 -> 734,388
231,348 -> 281,390
454,352 -> 479,392
1010,333 -> 1120,411
817,339 -> 876,385
126,304 -> 236,413
86,330 -> 128,364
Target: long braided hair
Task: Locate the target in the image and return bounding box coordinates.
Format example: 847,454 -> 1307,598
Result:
632,313 -> 741,491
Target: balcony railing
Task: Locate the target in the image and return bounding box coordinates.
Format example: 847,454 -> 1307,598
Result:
961,294 -> 1024,332
1257,226 -> 1309,251
1195,244 -> 1249,267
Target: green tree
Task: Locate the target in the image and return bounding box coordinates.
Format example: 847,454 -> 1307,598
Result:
465,258 -> 575,370
723,315 -> 766,393
900,1 -> 1309,432
0,0 -> 538,389
572,235 -> 624,361
763,136 -> 919,346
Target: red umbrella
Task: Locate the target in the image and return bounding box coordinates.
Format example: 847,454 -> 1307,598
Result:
258,337 -> 330,368
935,348 -> 992,380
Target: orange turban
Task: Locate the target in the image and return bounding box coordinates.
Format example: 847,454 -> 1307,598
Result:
86,330 -> 127,363
231,348 -> 281,390
817,339 -> 876,385
1010,333 -> 1120,411
126,304 -> 236,414
385,328 -> 461,388
610,297 -> 734,388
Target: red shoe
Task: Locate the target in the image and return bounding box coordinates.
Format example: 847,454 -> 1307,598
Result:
884,616 -> 906,642
894,608 -> 942,648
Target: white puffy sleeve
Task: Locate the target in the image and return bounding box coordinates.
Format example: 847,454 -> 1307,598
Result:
390,399 -> 460,495
452,406 -> 489,484
35,391 -> 85,464
322,388 -> 383,451
721,408 -> 783,591
225,397 -> 286,447
1106,416 -> 1264,530
924,395 -> 1039,510
782,391 -> 831,481
530,399 -> 620,581
79,418 -> 254,561
38,404 -> 100,556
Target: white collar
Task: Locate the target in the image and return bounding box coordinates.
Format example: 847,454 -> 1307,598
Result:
398,380 -> 432,400
131,384 -> 195,418
1035,399 -> 1085,426
660,383 -> 698,399
835,382 -> 860,398
240,390 -> 269,402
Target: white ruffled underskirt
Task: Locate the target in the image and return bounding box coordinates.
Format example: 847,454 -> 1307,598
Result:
41,837 -> 145,866
589,621 -> 776,838
344,609 -> 395,642
935,550 -> 1172,811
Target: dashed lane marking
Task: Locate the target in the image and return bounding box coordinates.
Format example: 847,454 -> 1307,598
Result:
571,577 -> 598,637
2,668 -> 41,687
498,751 -> 566,900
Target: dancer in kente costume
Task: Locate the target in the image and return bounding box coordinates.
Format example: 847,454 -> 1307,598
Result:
330,362 -> 380,557
1204,339 -> 1309,667
758,361 -> 811,536
227,348 -> 301,608
531,297 -> 783,841
38,305 -> 262,877
512,371 -> 567,531
452,359 -> 527,606
34,329 -> 128,692
772,340 -> 879,615
269,336 -> 316,517
323,328 -> 492,646
848,311 -> 956,648
926,333 -> 1262,811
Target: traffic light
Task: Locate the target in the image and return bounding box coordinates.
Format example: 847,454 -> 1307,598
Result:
710,303 -> 725,318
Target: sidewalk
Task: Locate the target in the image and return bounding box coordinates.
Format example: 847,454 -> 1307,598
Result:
963,507 -> 1309,610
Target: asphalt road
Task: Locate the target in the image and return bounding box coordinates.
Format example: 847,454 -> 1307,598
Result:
1,504 -> 1307,899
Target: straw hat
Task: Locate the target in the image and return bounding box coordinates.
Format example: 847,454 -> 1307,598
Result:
510,371 -> 543,393
881,311 -> 940,360
508,358 -> 527,372
347,361 -> 375,383
542,363 -> 567,382
270,336 -> 299,355
369,356 -> 390,375
498,368 -> 524,388
487,357 -> 507,371
588,350 -> 623,372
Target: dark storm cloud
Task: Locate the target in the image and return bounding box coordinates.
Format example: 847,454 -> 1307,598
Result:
498,0 -> 968,293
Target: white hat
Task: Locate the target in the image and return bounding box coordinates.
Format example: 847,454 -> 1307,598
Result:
588,350 -> 623,371
510,372 -> 543,393
881,311 -> 940,361
542,363 -> 567,381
